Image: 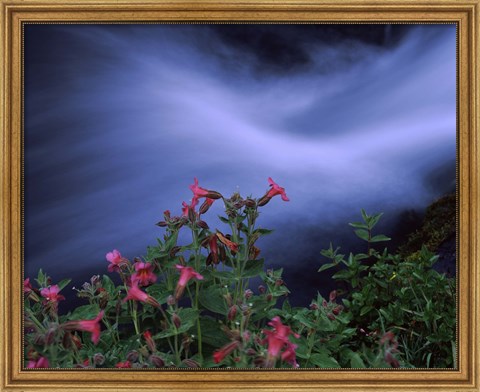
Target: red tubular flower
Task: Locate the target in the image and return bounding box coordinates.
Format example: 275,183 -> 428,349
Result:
174,265 -> 204,300
262,316 -> 299,367
144,330 -> 156,353
216,231 -> 238,253
123,279 -> 160,308
24,278 -> 33,294
27,356 -> 50,368
131,261 -> 157,287
64,310 -> 105,345
189,178 -> 222,206
206,234 -> 220,265
281,342 -> 299,368
189,177 -> 210,200
266,177 -> 289,201
106,249 -> 128,273
115,360 -> 132,368
213,341 -> 241,364
40,285 -> 65,310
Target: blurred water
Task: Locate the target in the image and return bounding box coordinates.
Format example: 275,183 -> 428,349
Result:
24,24 -> 456,306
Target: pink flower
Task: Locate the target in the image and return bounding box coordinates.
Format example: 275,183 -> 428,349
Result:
131,261 -> 157,286
189,178 -> 222,206
262,316 -> 299,366
189,177 -> 210,201
64,310 -> 104,345
123,279 -> 160,307
266,177 -> 289,201
115,360 -> 132,368
40,285 -> 65,308
213,341 -> 241,364
27,356 -> 50,368
106,249 -> 128,273
24,278 -> 33,294
174,265 -> 204,300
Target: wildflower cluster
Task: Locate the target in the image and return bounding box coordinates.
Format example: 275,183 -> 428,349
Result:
23,179 -> 455,369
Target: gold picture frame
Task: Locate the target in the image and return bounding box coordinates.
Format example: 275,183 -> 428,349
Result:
1,1 -> 478,391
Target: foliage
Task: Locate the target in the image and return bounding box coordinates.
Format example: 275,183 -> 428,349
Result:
23,180 -> 455,369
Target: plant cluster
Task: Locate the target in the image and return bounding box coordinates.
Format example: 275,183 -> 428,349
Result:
24,179 -> 456,369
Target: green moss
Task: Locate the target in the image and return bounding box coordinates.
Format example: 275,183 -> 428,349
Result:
399,193 -> 456,260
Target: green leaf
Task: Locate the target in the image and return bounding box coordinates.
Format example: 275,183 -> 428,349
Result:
349,351 -> 366,368
198,286 -> 228,315
354,229 -> 369,241
369,212 -> 384,228
254,228 -> 274,236
199,316 -> 229,348
360,305 -> 373,316
293,312 -> 316,329
309,353 -> 341,368
318,263 -> 337,273
57,278 -> 71,291
348,222 -> 368,229
68,304 -> 99,320
242,259 -> 265,278
370,234 -> 391,243
360,209 -> 369,223
102,275 -> 115,293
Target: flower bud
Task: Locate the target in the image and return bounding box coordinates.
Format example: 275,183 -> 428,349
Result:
188,206 -> 197,223
266,294 -> 273,301
329,290 -> 337,302
309,303 -> 319,310
71,333 -> 82,349
244,289 -> 253,299
254,356 -> 266,367
257,195 -> 271,207
44,327 -> 57,345
172,313 -> 181,329
169,246 -> 181,257
126,350 -> 139,362
199,200 -> 213,215
246,348 -> 257,356
33,333 -> 46,346
182,359 -> 200,368
275,279 -> 284,287
182,335 -> 191,352
156,221 -> 168,227
227,305 -> 238,321
242,330 -> 251,342
90,274 -> 101,286
327,313 -> 336,321
258,285 -> 266,294
197,220 -> 209,229
149,354 -> 165,368
164,210 -> 171,219
93,353 -> 105,366
167,295 -> 176,306
206,190 -> 222,200
322,299 -> 328,308
223,293 -> 233,307
244,198 -> 256,208
332,305 -> 343,315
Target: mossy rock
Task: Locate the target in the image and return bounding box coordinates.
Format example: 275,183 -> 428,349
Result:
399,193 -> 456,261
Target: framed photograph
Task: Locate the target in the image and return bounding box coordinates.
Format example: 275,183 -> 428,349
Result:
1,1 -> 479,391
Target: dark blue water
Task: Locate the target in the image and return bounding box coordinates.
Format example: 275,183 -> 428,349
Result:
24,24 -> 456,306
